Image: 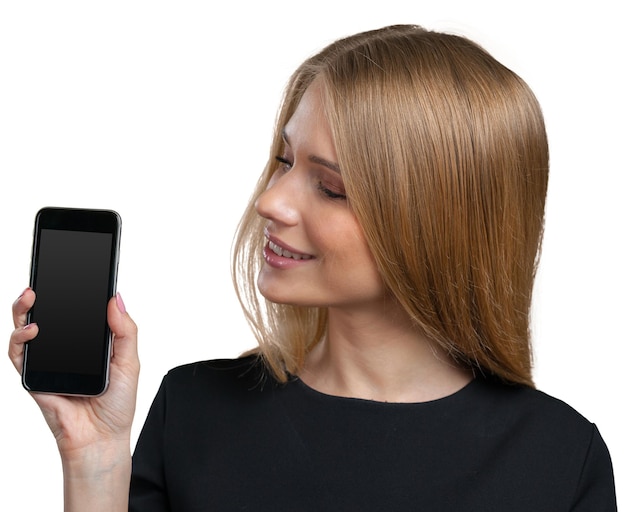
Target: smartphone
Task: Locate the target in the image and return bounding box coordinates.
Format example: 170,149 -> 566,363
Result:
22,207 -> 122,396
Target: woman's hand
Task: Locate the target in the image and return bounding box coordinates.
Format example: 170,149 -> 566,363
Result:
9,288 -> 139,510
8,288 -> 140,457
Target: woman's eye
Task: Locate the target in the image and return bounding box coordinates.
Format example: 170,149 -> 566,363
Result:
275,155 -> 293,171
317,182 -> 347,200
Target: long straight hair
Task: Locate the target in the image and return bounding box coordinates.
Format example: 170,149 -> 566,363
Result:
232,25 -> 549,387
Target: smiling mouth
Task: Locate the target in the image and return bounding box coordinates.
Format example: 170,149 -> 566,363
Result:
268,240 -> 313,260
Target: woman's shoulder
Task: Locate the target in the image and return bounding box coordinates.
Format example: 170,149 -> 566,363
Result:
470,376 -> 603,448
478,379 -> 616,506
167,354 -> 265,378
159,354 -> 277,403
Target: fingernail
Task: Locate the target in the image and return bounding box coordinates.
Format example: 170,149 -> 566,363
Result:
23,323 -> 36,330
116,292 -> 126,314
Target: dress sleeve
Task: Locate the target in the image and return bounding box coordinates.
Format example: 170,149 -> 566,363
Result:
129,377 -> 171,512
570,424 -> 618,511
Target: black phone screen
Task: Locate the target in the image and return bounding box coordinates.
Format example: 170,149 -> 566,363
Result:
23,208 -> 121,395
28,229 -> 112,374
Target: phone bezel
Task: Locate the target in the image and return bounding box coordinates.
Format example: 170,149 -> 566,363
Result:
22,207 -> 122,396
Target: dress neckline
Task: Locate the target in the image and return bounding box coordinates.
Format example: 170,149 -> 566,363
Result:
290,373 -> 482,408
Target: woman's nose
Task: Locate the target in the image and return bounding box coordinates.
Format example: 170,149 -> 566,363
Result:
255,170 -> 301,226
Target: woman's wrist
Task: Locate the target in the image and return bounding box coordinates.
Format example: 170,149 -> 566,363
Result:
61,440 -> 131,512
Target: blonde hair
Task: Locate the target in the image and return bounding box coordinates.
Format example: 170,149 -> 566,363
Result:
232,25 -> 549,387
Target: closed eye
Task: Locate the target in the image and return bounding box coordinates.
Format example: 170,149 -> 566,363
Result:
317,182 -> 346,200
275,155 -> 293,171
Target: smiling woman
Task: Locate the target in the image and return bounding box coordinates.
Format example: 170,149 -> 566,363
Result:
235,25 -> 548,389
8,23 -> 617,512
254,80 -> 386,315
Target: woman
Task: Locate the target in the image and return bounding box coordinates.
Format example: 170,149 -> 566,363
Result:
9,24 -> 617,510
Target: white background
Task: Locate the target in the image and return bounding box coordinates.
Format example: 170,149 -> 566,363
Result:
1,0 -> 623,508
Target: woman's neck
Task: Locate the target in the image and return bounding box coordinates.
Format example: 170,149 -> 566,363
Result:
300,303 -> 473,403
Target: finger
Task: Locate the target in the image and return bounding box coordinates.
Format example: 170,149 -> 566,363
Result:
12,288 -> 36,329
107,293 -> 139,367
8,322 -> 39,373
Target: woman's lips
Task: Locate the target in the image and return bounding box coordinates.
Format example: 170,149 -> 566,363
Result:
267,240 -> 313,260
263,231 -> 314,268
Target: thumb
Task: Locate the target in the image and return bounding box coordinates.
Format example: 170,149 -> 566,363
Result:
107,293 -> 138,362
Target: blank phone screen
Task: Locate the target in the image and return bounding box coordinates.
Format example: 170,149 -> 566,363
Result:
28,229 -> 113,375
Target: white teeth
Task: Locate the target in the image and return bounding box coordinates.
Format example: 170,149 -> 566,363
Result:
269,241 -> 283,256
268,241 -> 311,260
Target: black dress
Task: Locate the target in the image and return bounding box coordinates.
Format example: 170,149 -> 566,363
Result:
130,356 -> 617,511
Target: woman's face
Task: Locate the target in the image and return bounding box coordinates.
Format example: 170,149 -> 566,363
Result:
255,81 -> 386,311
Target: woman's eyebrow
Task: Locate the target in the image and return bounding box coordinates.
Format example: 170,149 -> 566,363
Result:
308,155 -> 341,174
281,127 -> 341,174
